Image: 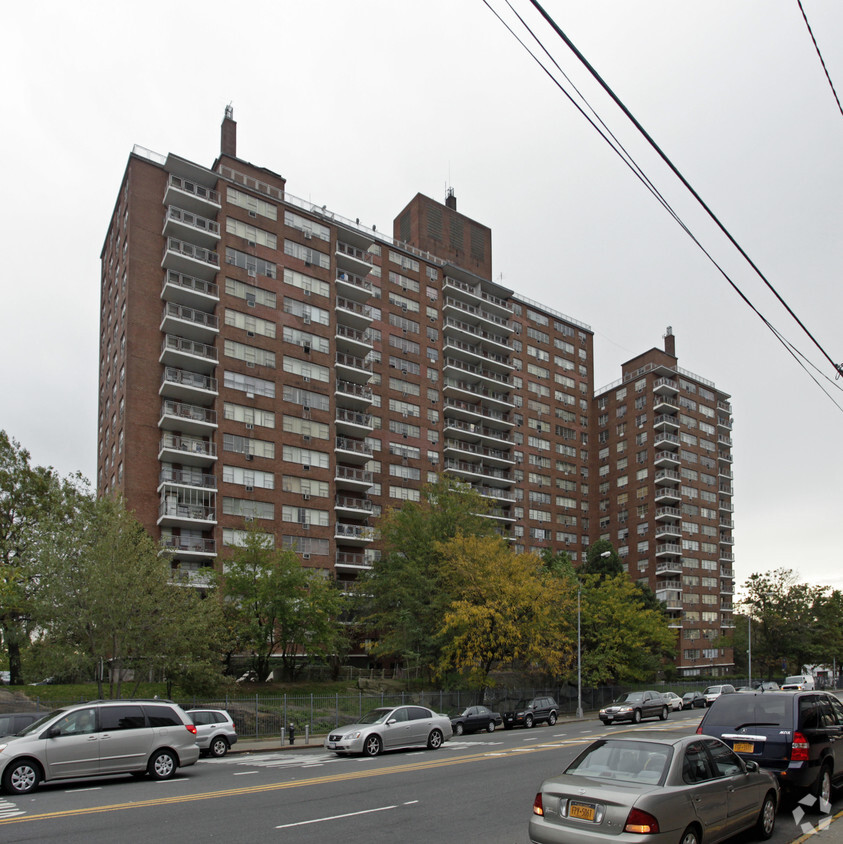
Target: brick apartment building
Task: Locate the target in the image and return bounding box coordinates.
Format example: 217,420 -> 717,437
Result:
97,110 -> 733,674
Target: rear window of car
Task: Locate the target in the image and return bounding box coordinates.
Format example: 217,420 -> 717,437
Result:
567,740 -> 671,784
144,705 -> 182,727
100,705 -> 146,730
708,694 -> 791,728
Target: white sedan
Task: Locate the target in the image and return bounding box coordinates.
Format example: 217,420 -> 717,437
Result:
661,692 -> 684,712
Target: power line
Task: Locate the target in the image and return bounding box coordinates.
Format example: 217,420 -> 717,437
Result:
524,0 -> 843,382
797,0 -> 843,119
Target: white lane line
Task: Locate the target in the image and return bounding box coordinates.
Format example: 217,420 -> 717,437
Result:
234,771 -> 259,776
276,804 -> 398,828
64,787 -> 102,793
154,777 -> 189,784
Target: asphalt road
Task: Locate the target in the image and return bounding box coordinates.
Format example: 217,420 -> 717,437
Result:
0,708 -> 835,843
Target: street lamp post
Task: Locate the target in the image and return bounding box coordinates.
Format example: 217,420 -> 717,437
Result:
576,584 -> 583,718
748,615 -> 752,689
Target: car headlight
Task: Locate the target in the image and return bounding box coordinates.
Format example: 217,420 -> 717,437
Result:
0,744 -> 7,753
344,731 -> 363,740
619,706 -> 632,713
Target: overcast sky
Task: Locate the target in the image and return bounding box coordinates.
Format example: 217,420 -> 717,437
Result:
3,1 -> 841,594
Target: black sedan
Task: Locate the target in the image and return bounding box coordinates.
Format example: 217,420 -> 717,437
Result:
450,705 -> 502,735
682,691 -> 706,709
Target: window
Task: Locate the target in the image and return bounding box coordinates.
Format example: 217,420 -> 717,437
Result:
226,217 -> 277,249
283,268 -> 330,298
284,239 -> 330,269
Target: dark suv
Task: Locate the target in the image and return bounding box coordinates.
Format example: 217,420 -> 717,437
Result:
502,697 -> 558,729
697,691 -> 843,804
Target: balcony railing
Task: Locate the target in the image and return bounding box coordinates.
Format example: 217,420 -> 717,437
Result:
162,334 -> 218,362
335,551 -> 368,567
444,378 -> 511,404
444,316 -> 509,348
160,536 -> 216,555
164,205 -> 220,237
167,174 -> 220,206
336,351 -> 372,372
335,436 -> 373,456
159,434 -> 217,458
336,241 -> 373,264
445,439 -> 511,461
445,357 -> 511,385
335,466 -> 373,484
445,337 -> 511,367
335,296 -> 372,318
160,400 -> 217,426
444,458 -> 511,481
164,238 -> 220,267
335,324 -> 372,345
336,270 -> 372,292
444,296 -> 511,329
336,408 -> 372,427
162,301 -> 220,331
335,523 -> 375,540
443,398 -> 511,423
163,270 -> 219,300
445,417 -> 512,442
335,495 -> 373,511
159,468 -> 216,489
159,501 -> 215,521
162,367 -> 218,393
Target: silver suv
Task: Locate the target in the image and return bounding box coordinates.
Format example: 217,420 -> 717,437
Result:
186,709 -> 238,757
0,699 -> 200,794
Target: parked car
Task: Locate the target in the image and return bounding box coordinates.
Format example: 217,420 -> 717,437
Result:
781,675 -> 815,691
503,697 -> 559,729
599,690 -> 668,724
661,692 -> 684,712
529,736 -> 778,844
450,705 -> 501,735
703,684 -> 736,706
682,691 -> 706,710
186,708 -> 238,757
0,699 -> 200,795
697,690 -> 843,804
325,705 -> 452,757
0,712 -> 41,737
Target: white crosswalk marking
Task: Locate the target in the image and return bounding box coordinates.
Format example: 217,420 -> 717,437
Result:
0,798 -> 24,819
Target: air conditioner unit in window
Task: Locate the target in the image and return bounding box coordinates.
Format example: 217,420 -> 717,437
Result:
303,345 -> 311,354
303,464 -> 310,471
245,453 -> 253,461
303,316 -> 311,325
247,240 -> 256,247
303,231 -> 313,240
303,405 -> 310,411
248,210 -> 257,218
303,494 -> 310,501
246,392 -> 255,399
247,269 -> 257,277
246,360 -> 254,368
247,331 -> 255,337
302,553 -> 311,560
303,289 -> 311,296
245,423 -> 254,430
303,376 -> 310,382
303,435 -> 311,442
302,522 -> 310,530
245,485 -> 254,492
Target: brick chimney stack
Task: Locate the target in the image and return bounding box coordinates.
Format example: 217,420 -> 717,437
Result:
221,105 -> 237,158
664,326 -> 676,358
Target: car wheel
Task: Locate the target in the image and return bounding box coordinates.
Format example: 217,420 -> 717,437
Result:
756,791 -> 777,839
427,729 -> 443,750
2,759 -> 40,795
633,709 -> 642,724
679,824 -> 701,844
486,721 -> 496,733
363,734 -> 382,757
148,749 -> 178,780
454,722 -> 464,736
210,736 -> 229,758
813,763 -> 832,810
659,706 -> 668,721
525,715 -> 534,728
548,712 -> 557,726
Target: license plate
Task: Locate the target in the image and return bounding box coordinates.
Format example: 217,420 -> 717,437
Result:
570,802 -> 596,821
733,742 -> 755,753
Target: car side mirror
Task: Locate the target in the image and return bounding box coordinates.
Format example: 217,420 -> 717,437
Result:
45,727 -> 61,739
744,760 -> 759,773
386,718 -> 397,726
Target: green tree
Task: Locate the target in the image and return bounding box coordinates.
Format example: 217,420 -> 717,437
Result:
36,494 -> 226,698
0,431 -> 77,684
359,476 -> 495,677
219,521 -> 346,681
578,572 -> 675,684
435,535 -> 575,692
580,539 -> 623,578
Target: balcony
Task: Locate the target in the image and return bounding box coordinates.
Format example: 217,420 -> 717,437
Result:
718,450 -> 733,463
160,334 -> 218,373
158,433 -> 217,467
719,499 -> 734,512
162,206 -> 221,248
444,337 -> 512,371
654,486 -> 681,503
335,295 -> 373,328
654,468 -> 680,485
654,506 -> 681,520
444,417 -> 512,446
717,416 -> 733,430
335,436 -> 373,464
719,533 -> 734,545
443,397 -> 513,427
164,175 -> 221,215
444,357 -> 512,389
335,269 -> 372,301
443,378 -> 513,409
720,551 -> 735,563
161,270 -> 219,309
717,400 -> 732,413
720,517 -> 734,530
160,367 -> 218,404
654,432 -> 680,450
335,550 -> 371,570
158,498 -> 215,528
334,523 -> 375,544
721,583 -> 734,595
162,237 -> 220,280
653,396 -> 679,413
443,316 -> 511,352
719,484 -> 734,496
335,351 -> 373,382
444,438 -> 514,467
656,560 -> 682,576
653,413 -> 680,431
335,323 -> 372,355
653,377 -> 679,395
335,241 -> 374,275
479,506 -> 516,522
334,495 -> 373,517
335,407 -> 373,435
160,535 -> 217,558
170,566 -> 215,589
335,465 -> 373,490
655,523 -> 681,539
443,457 -> 512,486
442,296 -> 513,333
718,435 -> 733,448
654,450 -> 680,467
721,567 -> 735,579
656,543 -> 682,556
159,400 -> 217,435
160,301 -> 219,343
158,468 -> 216,492
442,275 -> 512,319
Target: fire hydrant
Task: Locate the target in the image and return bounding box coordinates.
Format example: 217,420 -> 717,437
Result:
287,723 -> 295,745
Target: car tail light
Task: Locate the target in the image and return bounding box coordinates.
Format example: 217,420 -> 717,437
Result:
186,724 -> 197,735
533,794 -> 544,816
695,724 -> 703,734
791,732 -> 809,762
625,808 -> 659,834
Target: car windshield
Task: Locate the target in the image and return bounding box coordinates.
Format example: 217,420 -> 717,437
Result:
613,692 -> 644,704
358,708 -> 393,725
566,740 -> 671,784
785,676 -> 805,685
16,709 -> 66,736
704,686 -> 722,695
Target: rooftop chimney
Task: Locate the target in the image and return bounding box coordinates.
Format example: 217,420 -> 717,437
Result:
664,326 -> 676,358
221,104 -> 237,158
445,186 -> 457,210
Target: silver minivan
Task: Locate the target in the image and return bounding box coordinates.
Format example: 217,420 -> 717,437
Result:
0,700 -> 200,794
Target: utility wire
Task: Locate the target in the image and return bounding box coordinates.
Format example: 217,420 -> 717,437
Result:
525,0 -> 843,380
481,0 -> 843,413
797,0 -> 843,119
